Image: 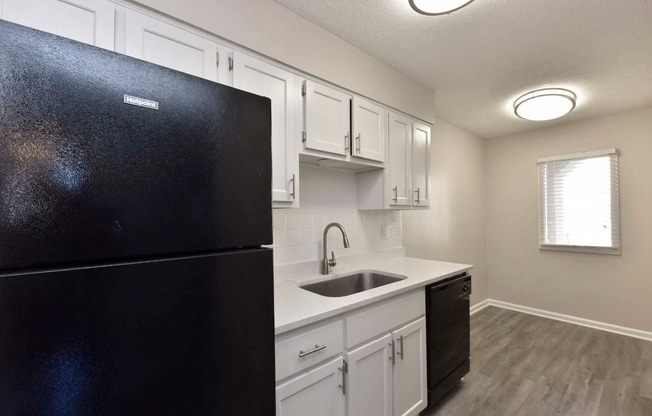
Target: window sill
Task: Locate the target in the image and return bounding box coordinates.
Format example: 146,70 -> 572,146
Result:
539,244 -> 621,256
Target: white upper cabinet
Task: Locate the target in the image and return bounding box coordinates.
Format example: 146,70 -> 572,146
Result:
125,10 -> 227,82
346,334 -> 393,416
411,123 -> 430,208
276,356 -> 346,416
357,113 -> 431,210
2,0 -> 115,50
233,52 -> 300,207
387,113 -> 412,207
352,97 -> 386,162
392,318 -> 427,416
303,80 -> 351,156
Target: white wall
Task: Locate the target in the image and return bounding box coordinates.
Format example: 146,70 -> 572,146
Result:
273,166 -> 403,265
486,106 -> 652,332
402,120 -> 488,306
132,0 -> 435,123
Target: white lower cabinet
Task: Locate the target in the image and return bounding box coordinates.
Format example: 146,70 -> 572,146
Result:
393,318 -> 428,416
276,290 -> 427,416
276,356 -> 346,416
346,318 -> 427,416
346,334 -> 393,416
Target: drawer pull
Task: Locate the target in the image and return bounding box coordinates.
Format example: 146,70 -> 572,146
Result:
298,344 -> 326,358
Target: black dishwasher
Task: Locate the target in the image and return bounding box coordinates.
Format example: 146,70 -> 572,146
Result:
424,273 -> 472,410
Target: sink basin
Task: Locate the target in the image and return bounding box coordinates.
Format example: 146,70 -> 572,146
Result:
300,270 -> 407,297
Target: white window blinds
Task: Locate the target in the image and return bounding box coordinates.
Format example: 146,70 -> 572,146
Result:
538,149 -> 620,254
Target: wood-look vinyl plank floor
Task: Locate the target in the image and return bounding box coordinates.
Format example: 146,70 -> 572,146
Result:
423,307 -> 652,416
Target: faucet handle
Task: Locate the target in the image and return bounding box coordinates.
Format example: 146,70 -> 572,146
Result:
328,251 -> 337,267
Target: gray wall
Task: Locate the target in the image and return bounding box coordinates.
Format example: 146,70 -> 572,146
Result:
486,106 -> 652,332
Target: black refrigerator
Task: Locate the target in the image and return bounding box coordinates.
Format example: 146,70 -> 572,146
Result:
0,20 -> 275,415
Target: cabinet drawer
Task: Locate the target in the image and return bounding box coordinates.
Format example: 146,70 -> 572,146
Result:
346,290 -> 425,348
275,320 -> 344,381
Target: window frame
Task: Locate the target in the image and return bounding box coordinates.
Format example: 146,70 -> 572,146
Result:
537,148 -> 621,255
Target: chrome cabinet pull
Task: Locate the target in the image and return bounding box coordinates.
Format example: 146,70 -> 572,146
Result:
298,344 -> 326,358
355,133 -> 361,154
398,335 -> 404,360
389,340 -> 395,365
345,132 -> 350,153
289,174 -> 296,200
414,188 -> 420,204
338,360 -> 348,395
392,186 -> 398,203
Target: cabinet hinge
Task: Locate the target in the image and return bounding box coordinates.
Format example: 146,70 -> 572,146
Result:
302,131 -> 306,143
301,82 -> 306,97
216,52 -> 220,67
228,57 -> 233,71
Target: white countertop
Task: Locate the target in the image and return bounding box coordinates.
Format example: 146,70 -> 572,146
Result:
274,256 -> 472,335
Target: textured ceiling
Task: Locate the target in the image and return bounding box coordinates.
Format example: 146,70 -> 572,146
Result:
273,0 -> 652,138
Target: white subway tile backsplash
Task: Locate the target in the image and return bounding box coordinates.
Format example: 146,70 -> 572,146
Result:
301,214 -> 313,230
287,214 -> 302,230
286,230 -> 301,247
272,208 -> 403,265
271,165 -> 403,266
345,213 -> 356,230
274,230 -> 287,246
274,213 -> 287,231
301,229 -> 312,245
312,213 -> 324,229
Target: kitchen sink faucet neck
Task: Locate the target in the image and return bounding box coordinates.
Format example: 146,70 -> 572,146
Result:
322,222 -> 350,275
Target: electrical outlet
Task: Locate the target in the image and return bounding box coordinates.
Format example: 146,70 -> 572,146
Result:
380,225 -> 388,240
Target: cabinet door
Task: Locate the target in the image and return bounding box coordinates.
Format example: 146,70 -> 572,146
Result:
276,356 -> 346,416
233,52 -> 299,206
411,122 -> 430,207
387,113 -> 412,207
393,318 -> 427,416
2,0 -> 115,50
346,334 -> 393,416
303,80 -> 351,156
352,96 -> 385,162
125,10 -> 219,81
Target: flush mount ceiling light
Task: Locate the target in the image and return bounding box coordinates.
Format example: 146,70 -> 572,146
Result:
409,0 -> 476,15
513,88 -> 577,121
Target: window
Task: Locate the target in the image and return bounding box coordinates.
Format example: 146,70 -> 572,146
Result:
538,149 -> 620,254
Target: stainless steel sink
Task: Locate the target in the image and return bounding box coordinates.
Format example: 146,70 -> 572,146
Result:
300,270 -> 407,297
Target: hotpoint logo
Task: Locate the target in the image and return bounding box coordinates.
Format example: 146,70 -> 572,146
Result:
123,94 -> 159,110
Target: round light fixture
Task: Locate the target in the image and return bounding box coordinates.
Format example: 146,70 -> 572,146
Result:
409,0 -> 476,15
513,88 -> 577,121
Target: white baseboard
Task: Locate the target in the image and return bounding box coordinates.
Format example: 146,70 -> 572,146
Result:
470,299 -> 491,315
478,299 -> 652,343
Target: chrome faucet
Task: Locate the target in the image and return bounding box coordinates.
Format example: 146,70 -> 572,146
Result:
322,222 -> 350,275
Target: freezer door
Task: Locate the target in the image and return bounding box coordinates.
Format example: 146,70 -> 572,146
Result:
0,249 -> 275,416
0,21 -> 272,271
